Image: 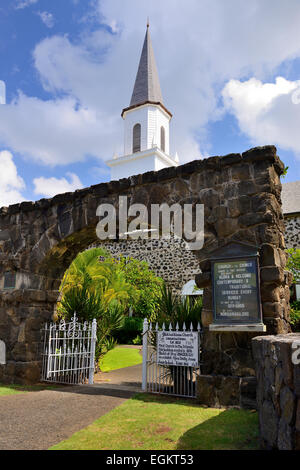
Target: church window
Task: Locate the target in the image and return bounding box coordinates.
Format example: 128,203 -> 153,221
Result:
133,123 -> 141,153
161,126 -> 166,152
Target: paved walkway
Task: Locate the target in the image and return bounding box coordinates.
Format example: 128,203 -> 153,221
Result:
0,346 -> 144,450
94,363 -> 142,391
0,385 -> 136,450
0,348 -> 144,451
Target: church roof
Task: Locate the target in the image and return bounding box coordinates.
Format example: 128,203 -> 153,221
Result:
130,25 -> 164,107
282,181 -> 300,215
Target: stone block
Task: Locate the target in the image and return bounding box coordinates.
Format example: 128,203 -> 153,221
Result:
27,290 -> 47,303
260,284 -> 281,303
231,164 -> 251,181
46,290 -> 60,303
294,365 -> 300,396
260,244 -> 281,267
260,400 -> 278,448
296,399 -> 300,431
262,302 -> 282,318
280,386 -> 295,425
277,418 -> 293,450
231,348 -> 255,377
196,375 -> 217,407
14,361 -> 41,385
215,217 -> 239,237
201,309 -> 213,328
276,341 -> 294,388
242,145 -> 277,163
240,376 -> 257,409
261,267 -> 285,284
201,351 -> 232,376
217,376 -> 240,406
195,272 -> 211,288
220,153 -> 242,166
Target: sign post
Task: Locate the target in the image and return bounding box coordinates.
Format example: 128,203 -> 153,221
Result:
209,242 -> 266,332
157,330 -> 199,367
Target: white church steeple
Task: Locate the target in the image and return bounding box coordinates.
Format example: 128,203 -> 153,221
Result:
107,24 -> 178,180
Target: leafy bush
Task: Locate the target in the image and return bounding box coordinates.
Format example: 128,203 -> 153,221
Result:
112,317 -> 144,344
290,300 -> 300,332
286,248 -> 300,283
58,286 -> 124,361
102,337 -> 118,354
156,283 -> 202,329
132,335 -> 142,345
113,256 -> 163,321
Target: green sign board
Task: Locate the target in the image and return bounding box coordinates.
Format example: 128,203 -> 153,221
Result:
210,242 -> 263,325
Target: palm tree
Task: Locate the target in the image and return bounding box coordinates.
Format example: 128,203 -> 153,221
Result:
60,247 -> 109,293
60,247 -> 138,309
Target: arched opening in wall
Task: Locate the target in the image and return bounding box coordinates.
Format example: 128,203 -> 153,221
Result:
47,243 -> 164,386
132,123 -> 141,153
160,126 -> 165,152
37,223 -> 202,388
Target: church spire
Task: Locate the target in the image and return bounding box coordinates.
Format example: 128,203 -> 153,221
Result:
107,24 -> 178,182
129,24 -> 164,107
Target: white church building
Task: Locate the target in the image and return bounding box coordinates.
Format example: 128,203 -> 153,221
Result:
107,24 -> 179,181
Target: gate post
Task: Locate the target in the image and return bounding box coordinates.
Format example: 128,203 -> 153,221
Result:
142,318 -> 148,391
89,319 -> 97,385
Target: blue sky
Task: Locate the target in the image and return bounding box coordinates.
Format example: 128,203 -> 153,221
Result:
0,0 -> 300,206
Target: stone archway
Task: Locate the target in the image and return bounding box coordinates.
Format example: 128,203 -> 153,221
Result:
0,145 -> 292,384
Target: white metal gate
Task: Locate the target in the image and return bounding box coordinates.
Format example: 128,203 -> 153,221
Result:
142,319 -> 201,398
41,313 -> 97,385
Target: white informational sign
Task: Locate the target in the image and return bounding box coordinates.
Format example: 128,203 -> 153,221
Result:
157,331 -> 199,367
0,340 -> 5,365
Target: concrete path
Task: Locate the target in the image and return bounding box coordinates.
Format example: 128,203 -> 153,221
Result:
0,385 -> 135,450
0,347 -> 144,450
94,363 -> 142,391
93,345 -> 143,392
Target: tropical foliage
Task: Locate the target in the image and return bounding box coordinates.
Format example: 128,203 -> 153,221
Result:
290,300 -> 300,332
286,248 -> 300,283
57,247 -> 164,356
114,256 -> 164,321
286,248 -> 300,333
156,284 -> 202,328
60,248 -> 137,307
58,285 -> 124,360
112,317 -> 144,344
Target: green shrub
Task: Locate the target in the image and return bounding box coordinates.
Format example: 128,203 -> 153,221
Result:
290,300 -> 300,332
156,284 -> 202,328
58,286 -> 124,361
132,335 -> 142,345
112,317 -> 144,344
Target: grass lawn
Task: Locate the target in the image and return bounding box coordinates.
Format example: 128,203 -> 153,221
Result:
99,346 -> 142,372
0,383 -> 57,397
51,393 -> 259,450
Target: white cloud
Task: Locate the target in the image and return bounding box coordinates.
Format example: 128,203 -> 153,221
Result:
0,151 -> 26,207
37,11 -> 55,28
0,81 -> 5,105
1,0 -> 300,167
15,0 -> 39,10
33,172 -> 83,198
0,92 -> 119,166
222,77 -> 300,156
108,20 -> 119,34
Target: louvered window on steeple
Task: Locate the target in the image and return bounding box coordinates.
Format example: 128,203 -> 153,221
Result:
161,126 -> 165,152
133,123 -> 141,153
